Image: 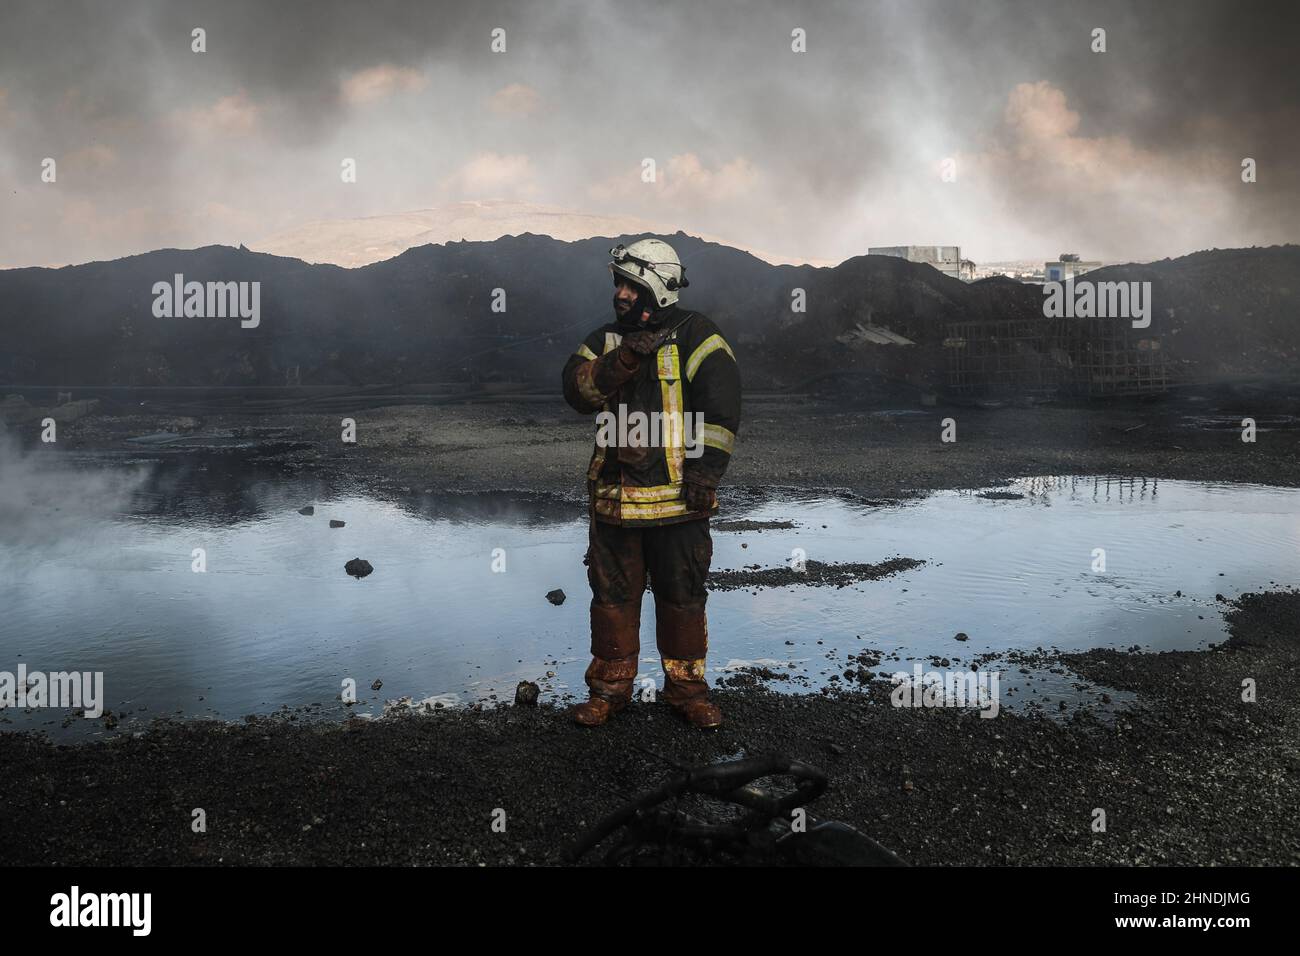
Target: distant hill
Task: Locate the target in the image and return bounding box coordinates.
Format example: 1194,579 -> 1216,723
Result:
249,200 -> 836,269
1,234 -> 1296,392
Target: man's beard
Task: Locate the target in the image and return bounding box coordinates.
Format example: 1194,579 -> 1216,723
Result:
614,284 -> 660,328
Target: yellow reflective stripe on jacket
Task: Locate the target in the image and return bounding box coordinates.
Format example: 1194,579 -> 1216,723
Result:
592,480 -> 620,499
656,344 -> 681,379
576,343 -> 597,361
604,331 -> 623,354
592,490 -> 718,521
656,344 -> 684,483
617,498 -> 691,520
594,480 -> 683,503
660,384 -> 684,481
624,481 -> 682,502
701,422 -> 735,454
685,333 -> 735,382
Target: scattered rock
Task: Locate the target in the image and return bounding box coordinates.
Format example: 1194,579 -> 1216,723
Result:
329,519 -> 346,528
954,632 -> 970,642
371,679 -> 383,691
345,558 -> 374,578
713,519 -> 796,532
298,506 -> 314,516
514,681 -> 540,706
546,589 -> 566,606
709,557 -> 924,592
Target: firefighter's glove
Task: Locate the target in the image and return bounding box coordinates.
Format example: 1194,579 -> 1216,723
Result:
617,329 -> 663,367
683,478 -> 714,513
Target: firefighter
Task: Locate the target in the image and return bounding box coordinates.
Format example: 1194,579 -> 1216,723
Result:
561,237 -> 741,729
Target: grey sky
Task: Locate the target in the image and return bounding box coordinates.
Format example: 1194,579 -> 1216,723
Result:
1,0 -> 1296,269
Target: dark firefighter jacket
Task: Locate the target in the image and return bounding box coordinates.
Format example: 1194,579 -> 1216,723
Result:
561,306 -> 741,526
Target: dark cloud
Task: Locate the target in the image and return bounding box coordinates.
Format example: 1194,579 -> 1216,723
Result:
0,0 -> 1296,268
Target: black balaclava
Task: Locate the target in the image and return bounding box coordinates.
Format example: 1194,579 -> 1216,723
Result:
614,278 -> 672,331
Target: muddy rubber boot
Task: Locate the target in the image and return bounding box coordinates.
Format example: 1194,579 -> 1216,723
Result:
571,654 -> 637,726
571,695 -> 625,726
570,698 -> 619,726
674,695 -> 723,729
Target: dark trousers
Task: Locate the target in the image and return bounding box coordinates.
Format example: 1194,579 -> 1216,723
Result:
582,514 -> 713,706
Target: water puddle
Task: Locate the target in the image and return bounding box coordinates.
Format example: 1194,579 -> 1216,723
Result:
2,453 -> 1297,738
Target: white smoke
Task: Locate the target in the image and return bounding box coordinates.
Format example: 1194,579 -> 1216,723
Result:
0,425 -> 151,552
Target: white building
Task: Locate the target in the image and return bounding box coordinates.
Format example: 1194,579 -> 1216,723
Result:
869,245 -> 973,281
1044,253 -> 1101,282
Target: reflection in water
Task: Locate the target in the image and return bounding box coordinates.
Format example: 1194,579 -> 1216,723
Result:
1,447 -> 1298,739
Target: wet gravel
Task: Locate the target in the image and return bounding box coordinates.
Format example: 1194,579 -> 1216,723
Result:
3,398 -> 1298,866
712,519 -> 797,532
708,557 -> 925,591
48,398 -> 1300,502
1,588 -> 1296,867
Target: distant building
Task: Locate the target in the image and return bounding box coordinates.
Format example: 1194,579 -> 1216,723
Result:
869,245 -> 972,281
1044,253 -> 1101,282
971,261 -> 1044,281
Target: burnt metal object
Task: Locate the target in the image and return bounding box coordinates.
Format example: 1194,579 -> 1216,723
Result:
565,753 -> 907,866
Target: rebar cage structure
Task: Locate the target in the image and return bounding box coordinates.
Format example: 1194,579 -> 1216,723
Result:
943,315 -> 1169,399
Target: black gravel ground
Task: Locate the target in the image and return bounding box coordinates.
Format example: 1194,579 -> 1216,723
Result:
48,396 -> 1300,500
708,557 -> 925,591
1,588 -> 1296,867
3,397 -> 1298,866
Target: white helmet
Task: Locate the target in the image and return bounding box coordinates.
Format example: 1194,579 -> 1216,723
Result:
608,237 -> 689,308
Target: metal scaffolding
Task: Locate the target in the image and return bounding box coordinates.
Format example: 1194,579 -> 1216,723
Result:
943,316 -> 1169,398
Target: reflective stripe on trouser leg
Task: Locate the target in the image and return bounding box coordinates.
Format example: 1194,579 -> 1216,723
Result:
660,656 -> 708,705
655,597 -> 709,705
